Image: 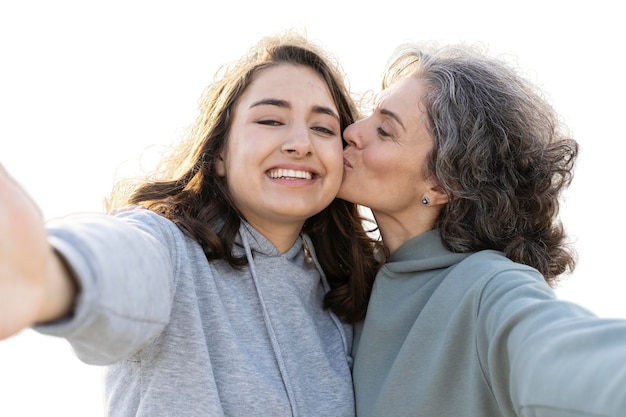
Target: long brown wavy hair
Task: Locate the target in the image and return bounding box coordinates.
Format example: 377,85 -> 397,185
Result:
106,31 -> 379,322
383,43 -> 578,285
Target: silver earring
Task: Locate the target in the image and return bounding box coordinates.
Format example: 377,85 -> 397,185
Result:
422,197 -> 430,205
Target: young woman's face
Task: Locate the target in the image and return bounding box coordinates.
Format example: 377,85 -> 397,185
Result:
217,63 -> 344,235
338,76 -> 435,222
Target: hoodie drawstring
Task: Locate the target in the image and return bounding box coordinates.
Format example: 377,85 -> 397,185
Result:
241,231 -> 299,417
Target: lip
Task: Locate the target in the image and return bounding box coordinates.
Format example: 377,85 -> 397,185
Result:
343,157 -> 353,169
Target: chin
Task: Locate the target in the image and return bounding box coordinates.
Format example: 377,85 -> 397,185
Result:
275,204 -> 327,221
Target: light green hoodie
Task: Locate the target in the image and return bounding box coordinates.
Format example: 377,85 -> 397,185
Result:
353,230 -> 626,417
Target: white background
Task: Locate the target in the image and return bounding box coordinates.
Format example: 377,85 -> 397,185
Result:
0,1 -> 624,415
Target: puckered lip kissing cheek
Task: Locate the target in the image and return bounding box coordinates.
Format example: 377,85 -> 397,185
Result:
343,156 -> 353,169
266,164 -> 320,185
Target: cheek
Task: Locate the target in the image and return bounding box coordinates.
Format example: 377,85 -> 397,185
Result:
320,140 -> 345,173
362,148 -> 390,176
221,146 -> 254,187
361,148 -> 417,194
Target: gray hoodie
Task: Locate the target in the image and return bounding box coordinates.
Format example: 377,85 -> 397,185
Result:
37,208 -> 354,416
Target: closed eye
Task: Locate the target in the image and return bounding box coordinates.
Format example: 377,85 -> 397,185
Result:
377,127 -> 391,138
312,126 -> 337,136
258,120 -> 283,126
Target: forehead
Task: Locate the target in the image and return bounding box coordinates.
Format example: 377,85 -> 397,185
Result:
242,63 -> 335,105
377,76 -> 432,141
377,76 -> 426,109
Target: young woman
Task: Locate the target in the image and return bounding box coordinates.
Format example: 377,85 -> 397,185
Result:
340,42 -> 626,416
0,32 -> 378,416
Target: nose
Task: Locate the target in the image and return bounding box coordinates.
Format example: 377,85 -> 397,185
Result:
342,120 -> 363,149
282,124 -> 313,157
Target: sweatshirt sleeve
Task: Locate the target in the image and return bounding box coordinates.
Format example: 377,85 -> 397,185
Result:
34,208 -> 179,366
477,265 -> 626,417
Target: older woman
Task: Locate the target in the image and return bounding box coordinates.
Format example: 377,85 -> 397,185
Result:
340,43 -> 626,416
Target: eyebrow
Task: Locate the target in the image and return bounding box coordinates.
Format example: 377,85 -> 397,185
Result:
250,99 -> 340,122
379,108 -> 405,130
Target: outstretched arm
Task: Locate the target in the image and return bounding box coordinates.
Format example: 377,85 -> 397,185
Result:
0,164 -> 77,340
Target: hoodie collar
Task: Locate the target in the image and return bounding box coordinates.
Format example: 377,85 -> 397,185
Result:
385,229 -> 470,274
236,220 -> 304,261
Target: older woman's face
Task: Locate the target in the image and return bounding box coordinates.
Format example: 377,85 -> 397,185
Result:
339,76 -> 436,224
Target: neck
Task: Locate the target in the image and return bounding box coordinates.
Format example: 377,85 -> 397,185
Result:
247,221 -> 303,254
373,210 -> 436,255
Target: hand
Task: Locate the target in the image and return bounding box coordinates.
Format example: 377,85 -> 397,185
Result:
0,164 -> 72,340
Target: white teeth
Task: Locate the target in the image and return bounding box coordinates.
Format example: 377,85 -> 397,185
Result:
268,169 -> 313,180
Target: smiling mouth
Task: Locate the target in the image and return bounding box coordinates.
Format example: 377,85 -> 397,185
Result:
267,168 -> 314,180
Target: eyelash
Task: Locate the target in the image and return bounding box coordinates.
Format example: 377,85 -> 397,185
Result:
313,126 -> 336,136
257,120 -> 336,136
258,120 -> 282,126
377,127 -> 391,138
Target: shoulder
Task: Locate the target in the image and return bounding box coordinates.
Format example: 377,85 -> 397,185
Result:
455,251 -> 559,324
451,249 -> 549,302
113,207 -> 207,262
459,250 -> 542,280
114,207 -> 188,241
113,206 -> 175,229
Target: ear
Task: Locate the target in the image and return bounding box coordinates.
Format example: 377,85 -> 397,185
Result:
425,179 -> 448,206
216,153 -> 226,177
